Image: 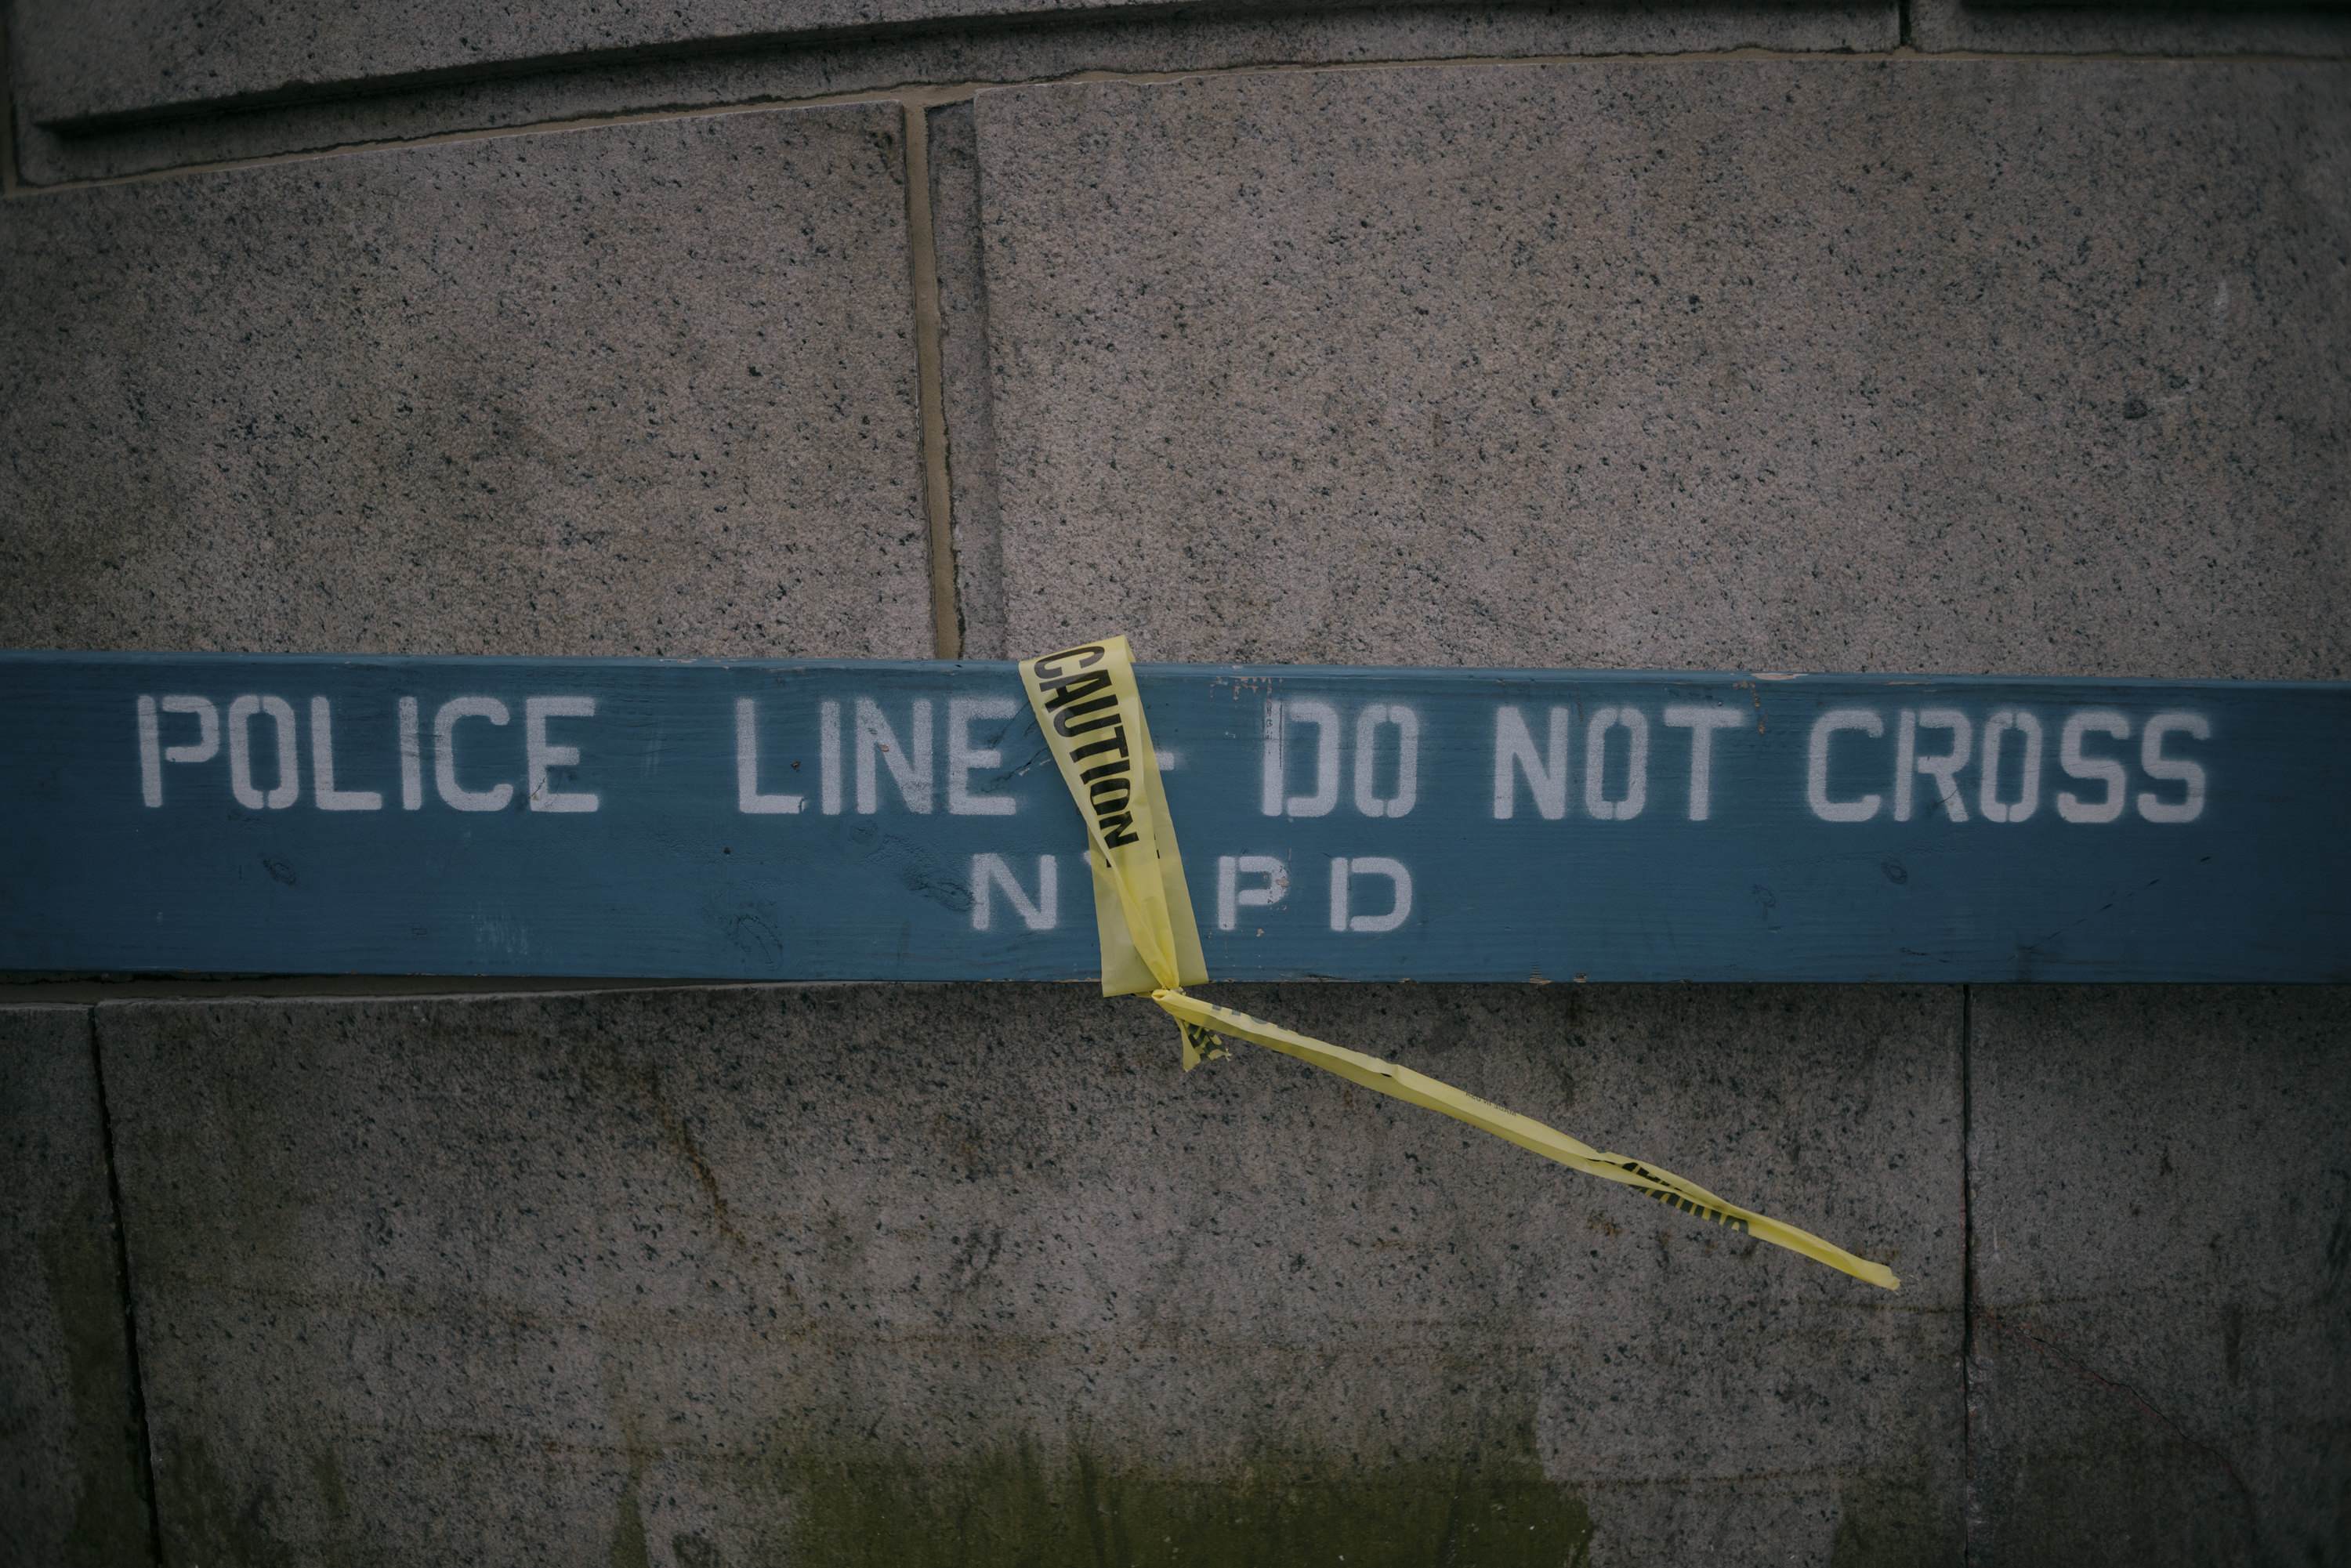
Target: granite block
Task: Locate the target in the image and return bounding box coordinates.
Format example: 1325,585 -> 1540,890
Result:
1911,0 -> 2351,58
9,5 -> 1900,187
100,982 -> 1959,1565
972,61 -> 2350,678
0,1005 -> 154,1567
1967,987 -> 2351,1566
0,103 -> 932,660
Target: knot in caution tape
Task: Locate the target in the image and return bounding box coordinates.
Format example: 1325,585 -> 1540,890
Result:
1019,638 -> 1899,1291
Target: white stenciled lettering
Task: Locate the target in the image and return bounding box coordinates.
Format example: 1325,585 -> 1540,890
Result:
398,697 -> 422,810
1217,855 -> 1288,931
971,853 -> 1057,931
1493,705 -> 1570,820
1978,710 -> 2043,824
1662,704 -> 1744,821
310,697 -> 383,811
2056,711 -> 2129,824
226,694 -> 300,811
1896,708 -> 1972,823
1584,707 -> 1649,822
1262,700 -> 1341,817
1893,711 -> 1916,820
137,696 -> 161,807
140,695 -> 222,807
164,696 -> 219,762
1331,856 -> 1413,934
526,697 -> 598,813
820,701 -> 843,815
1259,703 -> 1283,814
1806,709 -> 1884,822
434,697 -> 513,813
735,699 -> 804,815
1353,704 -> 1420,819
2138,712 -> 2211,824
948,697 -> 1020,817
855,697 -> 933,814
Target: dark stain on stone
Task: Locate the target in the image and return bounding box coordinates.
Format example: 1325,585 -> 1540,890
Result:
162,1433 -> 299,1567
610,1056 -> 757,1261
784,1432 -> 1593,1566
37,1176 -> 156,1566
1979,1426 -> 2255,1567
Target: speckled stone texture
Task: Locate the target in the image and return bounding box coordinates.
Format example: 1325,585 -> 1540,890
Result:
9,5 -> 1899,186
0,1005 -> 153,1568
1966,987 -> 2351,1566
100,983 -> 1959,1565
969,61 -> 2350,679
1911,0 -> 2351,58
0,103 -> 932,660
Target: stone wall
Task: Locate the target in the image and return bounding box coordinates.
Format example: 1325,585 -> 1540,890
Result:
4,2 -> 2346,1563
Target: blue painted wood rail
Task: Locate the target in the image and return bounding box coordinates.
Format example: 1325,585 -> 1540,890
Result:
2,653 -> 2342,983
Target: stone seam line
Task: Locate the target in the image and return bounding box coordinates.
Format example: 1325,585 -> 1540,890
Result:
900,86 -> 971,658
9,45 -> 2336,197
80,1002 -> 167,1564
1960,981 -> 1980,1564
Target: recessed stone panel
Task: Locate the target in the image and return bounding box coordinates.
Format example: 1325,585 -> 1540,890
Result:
973,62 -> 2349,678
0,103 -> 931,660
100,983 -> 1959,1563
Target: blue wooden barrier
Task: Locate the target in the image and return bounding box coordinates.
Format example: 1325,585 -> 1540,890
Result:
2,653 -> 2342,983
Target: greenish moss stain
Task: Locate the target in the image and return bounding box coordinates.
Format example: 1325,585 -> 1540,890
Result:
1827,1469 -> 1962,1568
785,1435 -> 1592,1568
611,1481 -> 653,1568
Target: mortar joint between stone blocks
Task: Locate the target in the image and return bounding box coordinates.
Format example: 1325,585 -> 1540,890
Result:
900,94 -> 965,660
83,1006 -> 167,1567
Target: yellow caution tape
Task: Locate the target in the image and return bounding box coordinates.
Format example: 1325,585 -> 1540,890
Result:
1018,637 -> 1900,1292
